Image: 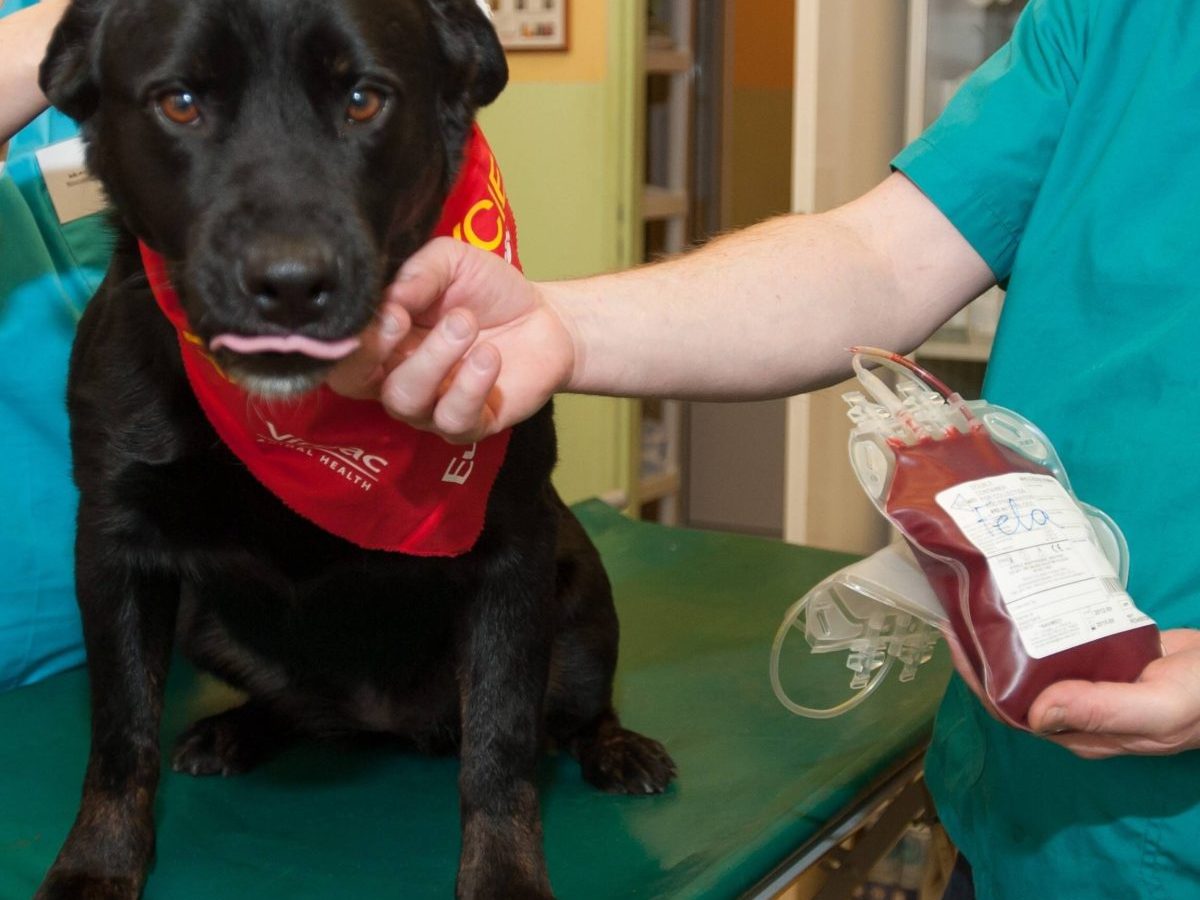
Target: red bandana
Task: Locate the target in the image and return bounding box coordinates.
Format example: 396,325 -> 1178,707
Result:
139,126 -> 518,556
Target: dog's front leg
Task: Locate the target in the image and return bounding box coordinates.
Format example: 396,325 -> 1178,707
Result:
37,514 -> 179,900
455,563 -> 556,900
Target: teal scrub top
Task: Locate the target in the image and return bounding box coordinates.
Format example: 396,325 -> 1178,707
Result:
893,0 -> 1200,896
0,0 -> 111,691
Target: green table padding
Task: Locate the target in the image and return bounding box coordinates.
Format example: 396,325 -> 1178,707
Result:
0,501 -> 951,898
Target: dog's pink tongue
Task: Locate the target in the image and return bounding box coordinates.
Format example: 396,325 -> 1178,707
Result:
209,333 -> 361,361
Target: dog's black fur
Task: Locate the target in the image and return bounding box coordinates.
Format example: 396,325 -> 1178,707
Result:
34,1 -> 675,897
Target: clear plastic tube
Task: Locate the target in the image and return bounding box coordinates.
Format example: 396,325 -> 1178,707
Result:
770,590 -> 895,718
850,346 -> 980,434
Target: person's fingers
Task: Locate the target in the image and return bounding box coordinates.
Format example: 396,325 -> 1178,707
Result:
428,344 -> 501,443
387,236 -> 539,332
326,307 -> 410,399
379,309 -> 479,421
1024,629 -> 1200,757
1028,678 -> 1184,739
385,237 -> 467,321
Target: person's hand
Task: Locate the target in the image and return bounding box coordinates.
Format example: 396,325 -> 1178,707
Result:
942,627 -> 1200,758
328,237 -> 576,443
1025,629 -> 1200,759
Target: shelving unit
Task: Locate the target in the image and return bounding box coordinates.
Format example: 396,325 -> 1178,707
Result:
635,0 -> 696,524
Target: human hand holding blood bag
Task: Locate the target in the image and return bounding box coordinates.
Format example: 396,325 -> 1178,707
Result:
1023,628 -> 1200,758
841,348 -> 1162,731
940,612 -> 1200,758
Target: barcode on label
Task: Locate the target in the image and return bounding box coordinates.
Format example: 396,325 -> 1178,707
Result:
1101,577 -> 1124,596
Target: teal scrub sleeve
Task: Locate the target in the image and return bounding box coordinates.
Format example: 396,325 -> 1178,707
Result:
0,108 -> 110,691
892,0 -> 1087,281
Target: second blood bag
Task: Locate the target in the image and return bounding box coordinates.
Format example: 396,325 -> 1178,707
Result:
838,348 -> 1160,729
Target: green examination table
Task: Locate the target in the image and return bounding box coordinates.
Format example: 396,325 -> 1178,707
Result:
0,501 -> 951,898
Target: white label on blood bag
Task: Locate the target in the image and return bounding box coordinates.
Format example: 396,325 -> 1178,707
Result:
936,473 -> 1154,659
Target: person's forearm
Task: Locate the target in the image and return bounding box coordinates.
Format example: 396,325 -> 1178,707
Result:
0,0 -> 69,146
552,172 -> 996,401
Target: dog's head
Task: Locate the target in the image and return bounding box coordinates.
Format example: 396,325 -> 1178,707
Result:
41,0 -> 506,395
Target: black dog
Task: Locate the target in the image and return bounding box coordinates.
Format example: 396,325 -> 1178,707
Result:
35,1 -> 675,897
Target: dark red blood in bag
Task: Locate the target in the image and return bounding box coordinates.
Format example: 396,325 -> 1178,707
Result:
884,427 -> 1162,729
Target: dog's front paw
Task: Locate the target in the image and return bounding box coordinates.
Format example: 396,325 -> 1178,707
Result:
578,727 -> 678,795
171,702 -> 291,776
171,717 -> 253,776
34,870 -> 142,900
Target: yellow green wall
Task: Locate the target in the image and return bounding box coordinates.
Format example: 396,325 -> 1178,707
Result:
478,3 -> 640,505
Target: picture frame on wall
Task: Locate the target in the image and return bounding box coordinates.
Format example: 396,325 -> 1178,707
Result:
489,0 -> 568,52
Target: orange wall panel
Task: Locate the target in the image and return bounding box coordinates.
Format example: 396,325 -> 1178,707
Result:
730,0 -> 795,90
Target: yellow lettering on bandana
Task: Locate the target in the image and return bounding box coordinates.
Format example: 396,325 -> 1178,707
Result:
452,150 -> 509,253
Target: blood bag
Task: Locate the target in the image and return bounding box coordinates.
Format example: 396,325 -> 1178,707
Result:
772,348 -> 1161,729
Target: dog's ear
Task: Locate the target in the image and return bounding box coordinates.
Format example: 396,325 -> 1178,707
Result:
426,0 -> 508,109
38,0 -> 108,122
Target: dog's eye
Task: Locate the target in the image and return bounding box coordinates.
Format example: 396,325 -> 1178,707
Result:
345,87 -> 386,125
157,90 -> 201,126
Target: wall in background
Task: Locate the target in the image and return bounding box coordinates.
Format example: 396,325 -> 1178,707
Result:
478,4 -> 638,506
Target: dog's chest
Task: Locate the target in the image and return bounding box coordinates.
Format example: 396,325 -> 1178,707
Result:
177,563 -> 464,743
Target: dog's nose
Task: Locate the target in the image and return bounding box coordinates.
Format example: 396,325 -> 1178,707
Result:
240,237 -> 338,328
